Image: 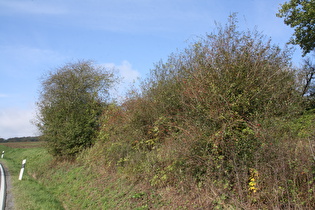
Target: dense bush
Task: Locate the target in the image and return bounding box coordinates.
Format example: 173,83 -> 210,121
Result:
69,16 -> 315,208
36,60 -> 115,157
137,14 -> 302,177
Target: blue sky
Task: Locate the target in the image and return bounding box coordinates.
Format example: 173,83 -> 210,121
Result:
0,0 -> 303,139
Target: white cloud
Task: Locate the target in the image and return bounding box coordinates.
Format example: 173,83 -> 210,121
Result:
101,60 -> 141,100
102,60 -> 140,83
117,60 -> 141,83
0,107 -> 38,139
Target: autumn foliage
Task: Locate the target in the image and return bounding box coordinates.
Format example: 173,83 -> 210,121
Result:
82,17 -> 315,208
37,16 -> 315,208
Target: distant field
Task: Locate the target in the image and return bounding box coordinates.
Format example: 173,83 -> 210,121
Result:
0,141 -> 45,148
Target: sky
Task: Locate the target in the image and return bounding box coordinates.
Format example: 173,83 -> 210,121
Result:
0,0 -> 303,139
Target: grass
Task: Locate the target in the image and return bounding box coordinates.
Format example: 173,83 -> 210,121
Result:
0,143 -> 64,210
0,142 -> 167,209
37,161 -> 164,209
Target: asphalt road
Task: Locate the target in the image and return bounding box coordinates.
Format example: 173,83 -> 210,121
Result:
0,163 -> 14,210
0,163 -> 5,209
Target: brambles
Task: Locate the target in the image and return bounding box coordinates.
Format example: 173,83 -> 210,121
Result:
88,15 -> 314,208
31,15 -> 315,208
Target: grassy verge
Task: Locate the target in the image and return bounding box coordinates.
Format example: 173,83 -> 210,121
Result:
0,143 -> 64,210
29,156 -> 165,209
0,143 -> 165,209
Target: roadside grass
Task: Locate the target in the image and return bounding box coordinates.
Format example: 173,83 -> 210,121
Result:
37,160 -> 164,209
0,144 -> 64,210
0,143 -> 165,209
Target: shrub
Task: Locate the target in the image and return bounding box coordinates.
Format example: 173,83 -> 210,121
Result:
36,60 -> 116,157
93,15 -> 310,208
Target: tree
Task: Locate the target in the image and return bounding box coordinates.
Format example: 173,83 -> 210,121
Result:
300,58 -> 315,96
36,60 -> 116,157
277,0 -> 315,104
277,0 -> 315,56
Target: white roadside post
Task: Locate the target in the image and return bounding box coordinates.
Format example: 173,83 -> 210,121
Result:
19,159 -> 26,180
1,151 -> 4,159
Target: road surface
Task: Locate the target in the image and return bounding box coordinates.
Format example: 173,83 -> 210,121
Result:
0,163 -> 14,210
